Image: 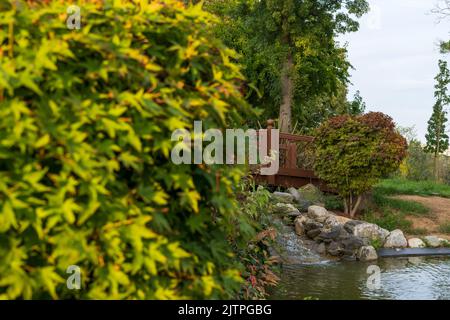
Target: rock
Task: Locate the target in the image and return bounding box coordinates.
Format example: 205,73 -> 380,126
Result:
384,229 -> 408,248
316,225 -> 342,242
323,215 -> 340,228
307,205 -> 330,223
273,203 -> 301,216
298,184 -> 324,205
304,220 -> 323,231
337,228 -> 351,241
341,236 -> 366,251
351,222 -> 390,244
327,242 -> 344,256
294,215 -> 308,225
287,187 -> 303,203
296,200 -> 314,212
357,246 -> 378,262
335,215 -> 352,225
423,236 -> 442,248
272,192 -> 295,203
343,220 -> 365,234
294,217 -> 306,236
316,243 -> 326,255
307,228 -> 322,239
408,238 -> 426,248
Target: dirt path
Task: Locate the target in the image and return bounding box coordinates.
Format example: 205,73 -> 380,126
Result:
393,195 -> 450,240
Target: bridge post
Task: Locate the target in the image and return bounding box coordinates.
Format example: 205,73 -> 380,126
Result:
267,119 -> 276,185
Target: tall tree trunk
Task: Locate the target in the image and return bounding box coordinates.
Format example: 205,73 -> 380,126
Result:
435,113 -> 441,181
434,152 -> 439,181
350,195 -> 363,218
279,53 -> 293,133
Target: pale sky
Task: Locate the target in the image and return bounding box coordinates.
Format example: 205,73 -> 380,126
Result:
339,0 -> 450,142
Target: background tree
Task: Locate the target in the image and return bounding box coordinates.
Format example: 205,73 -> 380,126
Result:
314,113 -> 407,217
425,60 -> 450,180
343,90 -> 367,115
206,0 -> 369,132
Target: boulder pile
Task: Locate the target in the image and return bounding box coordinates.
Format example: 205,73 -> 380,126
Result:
268,185 -> 450,262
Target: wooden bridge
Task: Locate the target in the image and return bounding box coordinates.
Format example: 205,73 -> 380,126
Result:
253,120 -> 331,192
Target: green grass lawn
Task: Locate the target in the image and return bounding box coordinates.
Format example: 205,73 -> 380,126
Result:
439,223 -> 450,234
376,178 -> 450,198
326,178 -> 450,234
361,178 -> 437,233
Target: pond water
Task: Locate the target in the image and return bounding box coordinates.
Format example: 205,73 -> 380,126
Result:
270,220 -> 450,300
270,257 -> 450,300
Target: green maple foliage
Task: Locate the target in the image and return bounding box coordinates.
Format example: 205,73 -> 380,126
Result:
0,0 -> 257,299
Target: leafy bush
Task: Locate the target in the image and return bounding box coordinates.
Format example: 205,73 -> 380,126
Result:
0,0 -> 256,299
235,186 -> 279,299
314,112 -> 407,217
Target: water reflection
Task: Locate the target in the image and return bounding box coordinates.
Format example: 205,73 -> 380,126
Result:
271,257 -> 450,300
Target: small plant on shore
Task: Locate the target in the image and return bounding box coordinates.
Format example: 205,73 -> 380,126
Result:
363,210 -> 412,232
439,223 -> 450,234
314,112 -> 407,217
370,238 -> 383,250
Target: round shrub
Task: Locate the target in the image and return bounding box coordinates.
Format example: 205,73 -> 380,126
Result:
0,0 -> 251,299
314,112 -> 407,217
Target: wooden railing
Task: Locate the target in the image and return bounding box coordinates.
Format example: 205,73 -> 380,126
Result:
254,119 -> 331,191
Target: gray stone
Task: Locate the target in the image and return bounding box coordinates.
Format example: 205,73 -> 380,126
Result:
287,187 -> 303,203
296,200 -> 314,212
327,242 -> 344,256
307,228 -> 322,239
408,238 -> 426,248
272,192 -> 295,203
317,225 -> 342,242
272,203 -> 300,216
424,236 -> 443,248
352,222 -> 390,243
298,184 -> 324,205
304,220 -> 323,231
337,228 -> 351,241
357,246 -> 378,262
384,229 -> 408,248
323,215 -> 340,228
316,243 -> 326,254
343,220 -> 365,234
307,205 -> 330,223
341,236 -> 366,251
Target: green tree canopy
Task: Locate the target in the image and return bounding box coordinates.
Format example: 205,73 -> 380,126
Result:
206,0 -> 369,132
